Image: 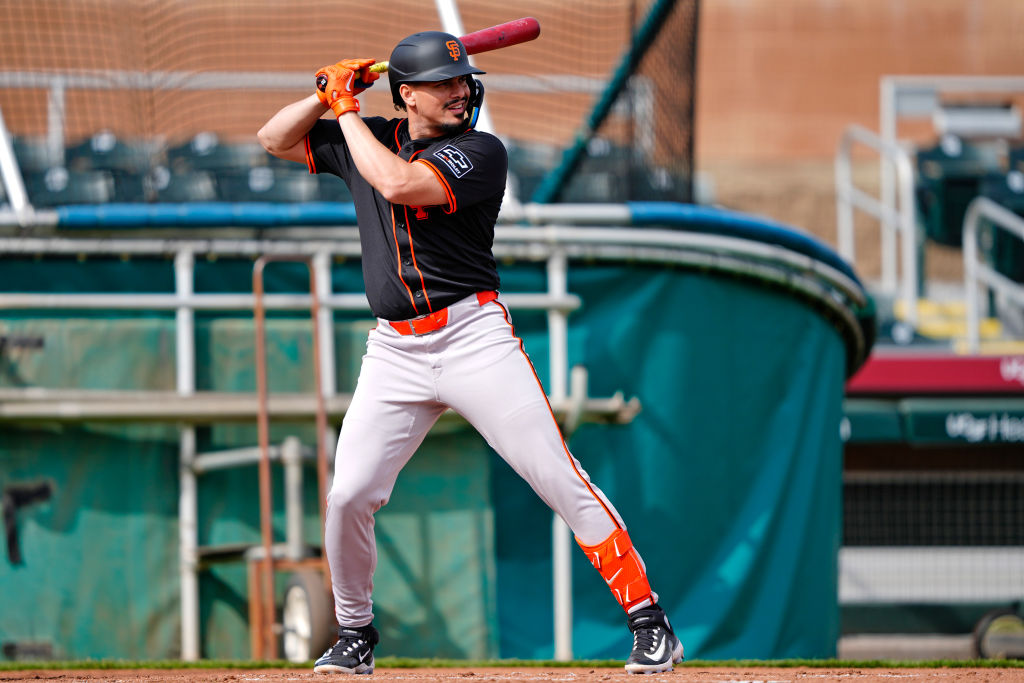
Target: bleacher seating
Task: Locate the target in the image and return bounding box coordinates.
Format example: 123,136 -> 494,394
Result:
65,130 -> 159,202
915,134 -> 1003,247
147,166 -> 218,203
167,132 -> 268,173
24,167 -> 115,207
215,167 -> 319,203
12,136 -> 60,173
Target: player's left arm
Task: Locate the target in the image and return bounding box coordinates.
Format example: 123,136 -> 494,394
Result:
337,114 -> 448,206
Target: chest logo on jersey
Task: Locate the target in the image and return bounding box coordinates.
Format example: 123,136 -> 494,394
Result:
433,145 -> 473,178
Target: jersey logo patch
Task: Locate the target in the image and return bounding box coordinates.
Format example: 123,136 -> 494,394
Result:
434,145 -> 473,178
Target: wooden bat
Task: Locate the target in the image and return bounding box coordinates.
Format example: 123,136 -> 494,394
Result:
368,17 -> 541,73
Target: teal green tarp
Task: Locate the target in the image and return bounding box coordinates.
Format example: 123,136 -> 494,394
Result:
1,260 -> 847,661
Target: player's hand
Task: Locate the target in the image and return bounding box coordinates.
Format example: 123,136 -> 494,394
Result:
314,59 -> 379,117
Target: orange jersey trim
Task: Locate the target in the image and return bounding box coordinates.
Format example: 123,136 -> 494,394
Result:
390,204 -> 420,314
304,135 -> 316,173
414,159 -> 457,214
487,298 -> 623,530
402,204 -> 433,311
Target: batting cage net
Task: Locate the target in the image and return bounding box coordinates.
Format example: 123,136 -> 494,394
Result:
0,0 -> 699,206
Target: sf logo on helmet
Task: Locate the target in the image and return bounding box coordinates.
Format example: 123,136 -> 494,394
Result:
446,40 -> 461,60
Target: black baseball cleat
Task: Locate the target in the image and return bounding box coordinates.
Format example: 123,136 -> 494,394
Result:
314,623 -> 379,675
624,604 -> 684,674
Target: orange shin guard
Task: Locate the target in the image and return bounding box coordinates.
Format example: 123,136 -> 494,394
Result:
577,528 -> 652,612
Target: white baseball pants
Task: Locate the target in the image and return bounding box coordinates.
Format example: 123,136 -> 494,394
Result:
324,292 -> 627,627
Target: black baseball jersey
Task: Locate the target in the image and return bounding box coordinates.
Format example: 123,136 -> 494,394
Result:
304,117 -> 507,321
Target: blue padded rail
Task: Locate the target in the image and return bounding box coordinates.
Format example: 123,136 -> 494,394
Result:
56,202 -> 357,228
626,202 -> 862,289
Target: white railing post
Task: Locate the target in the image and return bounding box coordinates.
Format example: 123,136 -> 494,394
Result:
879,79 -> 898,292
895,151 -> 919,328
174,248 -> 200,661
963,202 -> 981,355
834,124 -> 919,328
963,197 -> 1024,355
546,248 -> 574,661
834,134 -> 856,263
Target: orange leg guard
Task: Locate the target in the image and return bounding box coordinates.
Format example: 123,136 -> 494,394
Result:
577,528 -> 653,612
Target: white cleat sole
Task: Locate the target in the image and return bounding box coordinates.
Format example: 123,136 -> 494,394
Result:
624,641 -> 684,675
314,659 -> 374,675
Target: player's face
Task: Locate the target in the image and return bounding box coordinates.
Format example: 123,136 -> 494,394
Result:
407,76 -> 471,135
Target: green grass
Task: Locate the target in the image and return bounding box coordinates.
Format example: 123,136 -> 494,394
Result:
0,657 -> 1022,671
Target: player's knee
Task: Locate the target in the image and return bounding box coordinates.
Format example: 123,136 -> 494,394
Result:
326,481 -> 385,516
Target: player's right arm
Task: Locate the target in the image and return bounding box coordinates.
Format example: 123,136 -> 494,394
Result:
257,94 -> 329,164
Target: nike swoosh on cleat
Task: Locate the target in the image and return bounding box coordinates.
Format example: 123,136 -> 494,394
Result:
647,636 -> 666,662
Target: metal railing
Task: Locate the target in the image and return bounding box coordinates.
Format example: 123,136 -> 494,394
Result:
835,123 -> 920,327
0,233 -> 631,662
0,222 -> 866,660
963,196 -> 1024,354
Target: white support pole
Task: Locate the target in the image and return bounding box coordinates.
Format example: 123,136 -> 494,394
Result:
178,427 -> 199,661
433,0 -> 496,135
174,249 -> 200,661
546,249 -> 573,660
552,513 -> 574,661
0,106 -> 33,227
312,251 -> 337,473
313,251 -> 336,399
175,250 -> 196,397
46,79 -> 66,166
282,436 -> 305,561
879,79 -> 898,293
547,250 -> 569,402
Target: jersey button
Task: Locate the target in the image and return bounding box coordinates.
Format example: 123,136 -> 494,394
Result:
403,258 -> 412,267
414,290 -> 424,298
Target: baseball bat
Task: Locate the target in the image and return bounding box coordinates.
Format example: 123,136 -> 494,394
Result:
368,16 -> 540,73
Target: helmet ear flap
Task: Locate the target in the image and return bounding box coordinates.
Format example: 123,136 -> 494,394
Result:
467,76 -> 484,128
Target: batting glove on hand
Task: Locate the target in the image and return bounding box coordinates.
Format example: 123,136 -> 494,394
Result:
315,59 -> 379,117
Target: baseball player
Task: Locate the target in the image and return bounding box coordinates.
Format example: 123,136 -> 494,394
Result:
257,30 -> 683,675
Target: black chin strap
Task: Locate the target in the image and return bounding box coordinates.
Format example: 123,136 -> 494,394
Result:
466,77 -> 484,128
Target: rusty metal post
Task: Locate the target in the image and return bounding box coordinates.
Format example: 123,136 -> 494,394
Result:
252,256 -> 277,660
252,254 -> 333,660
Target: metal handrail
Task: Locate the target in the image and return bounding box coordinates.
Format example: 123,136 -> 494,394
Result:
835,123 -> 919,327
962,197 -> 1024,353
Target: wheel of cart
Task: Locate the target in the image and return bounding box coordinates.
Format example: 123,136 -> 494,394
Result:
973,603 -> 1024,660
249,254 -> 336,662
282,567 -> 335,662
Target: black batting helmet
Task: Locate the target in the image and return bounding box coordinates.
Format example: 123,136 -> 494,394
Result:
388,31 -> 485,108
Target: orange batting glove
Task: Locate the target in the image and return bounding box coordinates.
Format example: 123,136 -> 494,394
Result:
314,59 -> 379,117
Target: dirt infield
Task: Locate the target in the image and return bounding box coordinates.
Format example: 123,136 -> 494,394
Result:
3,667 -> 1023,682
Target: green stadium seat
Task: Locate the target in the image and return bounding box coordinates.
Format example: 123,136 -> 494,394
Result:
148,167 -> 217,203
215,167 -> 318,202
915,135 -> 1003,247
25,168 -> 114,207
167,132 -> 268,173
66,130 -> 155,174
12,136 -> 59,174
